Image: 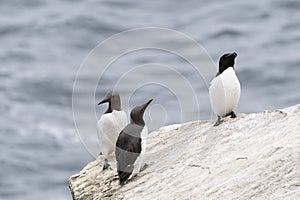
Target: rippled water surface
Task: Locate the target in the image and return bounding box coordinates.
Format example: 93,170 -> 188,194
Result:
1,0 -> 299,199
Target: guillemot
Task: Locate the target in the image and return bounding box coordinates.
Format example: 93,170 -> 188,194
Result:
97,91 -> 127,170
209,52 -> 241,126
115,99 -> 153,185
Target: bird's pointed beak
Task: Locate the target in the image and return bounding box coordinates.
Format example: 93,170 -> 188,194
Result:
231,52 -> 237,58
98,99 -> 108,105
143,99 -> 153,108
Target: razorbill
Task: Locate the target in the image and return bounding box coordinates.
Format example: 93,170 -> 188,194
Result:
97,91 -> 127,170
209,52 -> 241,126
115,99 -> 153,185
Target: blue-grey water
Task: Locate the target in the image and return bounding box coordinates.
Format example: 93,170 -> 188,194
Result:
1,0 -> 300,199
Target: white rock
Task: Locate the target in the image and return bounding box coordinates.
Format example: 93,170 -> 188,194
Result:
69,104 -> 300,200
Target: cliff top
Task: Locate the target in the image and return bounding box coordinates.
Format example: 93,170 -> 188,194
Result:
69,105 -> 300,200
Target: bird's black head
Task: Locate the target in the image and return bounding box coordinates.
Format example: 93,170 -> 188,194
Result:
98,91 -> 121,113
130,99 -> 153,126
218,52 -> 237,74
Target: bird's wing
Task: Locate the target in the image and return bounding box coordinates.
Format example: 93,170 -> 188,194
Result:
115,124 -> 143,180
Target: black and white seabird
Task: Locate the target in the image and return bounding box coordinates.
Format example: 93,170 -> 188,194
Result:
97,91 -> 127,170
115,99 -> 153,185
209,52 -> 241,126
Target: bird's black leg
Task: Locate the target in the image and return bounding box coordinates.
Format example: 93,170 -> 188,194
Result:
139,163 -> 148,172
230,111 -> 237,118
103,158 -> 110,170
214,116 -> 223,127
119,181 -> 125,186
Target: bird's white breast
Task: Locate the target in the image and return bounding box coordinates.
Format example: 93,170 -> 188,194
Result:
97,110 -> 128,155
140,125 -> 148,154
131,125 -> 148,176
209,67 -> 241,117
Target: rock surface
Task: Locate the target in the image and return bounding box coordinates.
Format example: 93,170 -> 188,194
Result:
69,105 -> 300,200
